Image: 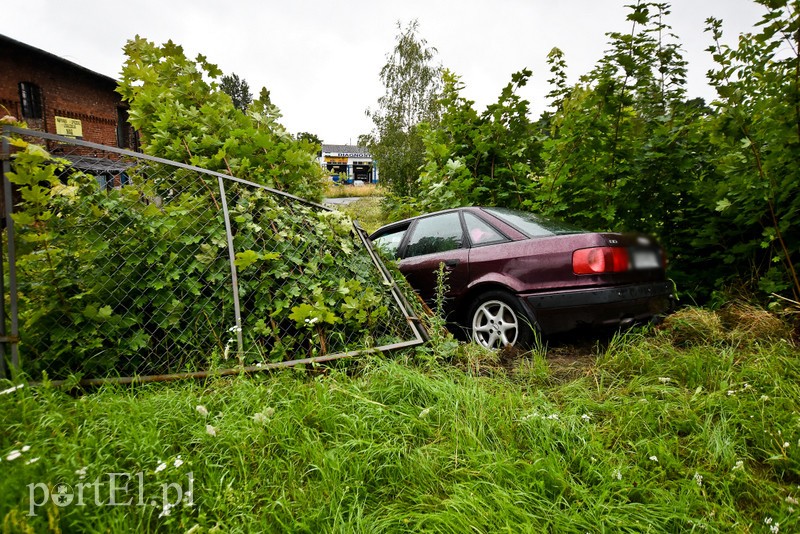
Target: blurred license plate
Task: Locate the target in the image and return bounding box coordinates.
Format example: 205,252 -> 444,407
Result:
632,250 -> 660,269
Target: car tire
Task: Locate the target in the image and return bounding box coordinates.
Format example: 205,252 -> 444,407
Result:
468,291 -> 537,349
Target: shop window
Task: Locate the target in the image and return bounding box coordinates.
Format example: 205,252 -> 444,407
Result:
18,82 -> 43,119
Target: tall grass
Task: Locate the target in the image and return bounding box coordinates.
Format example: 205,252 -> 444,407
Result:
324,183 -> 384,199
1,307 -> 798,532
334,197 -> 386,235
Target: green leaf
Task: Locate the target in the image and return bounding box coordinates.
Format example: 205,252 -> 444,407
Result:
234,250 -> 260,269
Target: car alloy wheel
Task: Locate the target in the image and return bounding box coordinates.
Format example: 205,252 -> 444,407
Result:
471,299 -> 521,349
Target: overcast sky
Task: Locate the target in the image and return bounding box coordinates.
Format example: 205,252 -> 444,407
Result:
6,0 -> 766,144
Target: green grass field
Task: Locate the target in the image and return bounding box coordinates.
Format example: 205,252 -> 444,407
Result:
1,305 -> 798,533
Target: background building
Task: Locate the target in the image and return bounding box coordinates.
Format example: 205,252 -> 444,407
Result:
1,34 -> 137,151
320,144 -> 377,184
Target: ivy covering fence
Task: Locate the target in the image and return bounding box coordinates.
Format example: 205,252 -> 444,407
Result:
0,127 -> 425,384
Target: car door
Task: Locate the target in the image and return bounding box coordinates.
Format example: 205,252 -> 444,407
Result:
398,211 -> 471,306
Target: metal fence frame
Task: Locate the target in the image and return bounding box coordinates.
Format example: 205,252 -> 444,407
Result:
0,126 -> 427,385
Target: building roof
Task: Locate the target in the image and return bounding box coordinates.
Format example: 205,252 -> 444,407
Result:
321,144 -> 371,156
61,155 -> 134,174
1,33 -> 118,85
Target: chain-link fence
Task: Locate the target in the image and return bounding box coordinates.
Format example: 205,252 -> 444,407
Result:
0,126 -> 426,385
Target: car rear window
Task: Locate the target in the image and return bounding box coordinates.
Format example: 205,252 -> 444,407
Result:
484,207 -> 583,237
463,212 -> 508,246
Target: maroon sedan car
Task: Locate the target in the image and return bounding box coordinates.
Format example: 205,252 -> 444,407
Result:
370,207 -> 674,349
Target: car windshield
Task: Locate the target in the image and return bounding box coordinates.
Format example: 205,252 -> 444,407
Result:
484,207 -> 584,237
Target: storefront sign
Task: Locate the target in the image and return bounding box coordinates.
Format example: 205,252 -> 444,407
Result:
328,152 -> 370,158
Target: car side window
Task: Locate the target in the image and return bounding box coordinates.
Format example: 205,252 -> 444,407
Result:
373,229 -> 407,258
404,213 -> 464,258
463,212 -> 508,246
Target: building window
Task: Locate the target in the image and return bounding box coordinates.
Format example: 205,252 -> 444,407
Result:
116,107 -> 131,148
18,82 -> 43,119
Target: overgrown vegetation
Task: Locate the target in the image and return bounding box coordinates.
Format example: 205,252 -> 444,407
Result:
5,138 -> 407,380
118,37 -> 327,202
380,0 -> 799,303
2,308 -> 798,532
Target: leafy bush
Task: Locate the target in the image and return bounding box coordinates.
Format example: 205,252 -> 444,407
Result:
118,37 -> 327,202
404,0 -> 800,302
6,137 -> 415,381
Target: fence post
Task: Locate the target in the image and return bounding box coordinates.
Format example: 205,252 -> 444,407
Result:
0,129 -> 7,379
217,177 -> 244,358
0,127 -> 20,377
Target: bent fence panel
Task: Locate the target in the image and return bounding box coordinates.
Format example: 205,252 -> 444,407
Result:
0,126 -> 426,384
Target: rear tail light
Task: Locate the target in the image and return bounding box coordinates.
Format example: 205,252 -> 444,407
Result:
573,247 -> 629,274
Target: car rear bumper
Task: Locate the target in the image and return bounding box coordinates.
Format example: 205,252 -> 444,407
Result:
521,281 -> 674,335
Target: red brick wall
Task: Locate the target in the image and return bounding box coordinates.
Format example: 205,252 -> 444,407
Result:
0,37 -> 130,148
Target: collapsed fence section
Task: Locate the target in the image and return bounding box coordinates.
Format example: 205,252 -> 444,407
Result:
0,126 -> 426,384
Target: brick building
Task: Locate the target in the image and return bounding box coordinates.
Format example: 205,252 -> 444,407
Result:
0,33 -> 136,151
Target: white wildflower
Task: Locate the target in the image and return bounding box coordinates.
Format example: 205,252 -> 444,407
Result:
614,469 -> 622,481
159,502 -> 173,518
0,384 -> 24,396
25,457 -> 39,465
581,413 -> 591,421
649,455 -> 659,463
252,412 -> 269,424
784,442 -> 790,449
771,523 -> 780,534
173,456 -> 183,468
733,460 -> 744,471
5,450 -> 21,461
547,413 -> 559,420
419,407 -> 431,419
786,496 -> 799,506
761,395 -> 770,401
21,445 -> 30,453
693,472 -> 703,487
75,466 -> 87,479
206,424 -> 217,437
264,407 -> 275,418
727,390 -> 736,396
196,405 -> 209,417
765,517 -> 773,525
658,377 -> 671,384
155,461 -> 167,473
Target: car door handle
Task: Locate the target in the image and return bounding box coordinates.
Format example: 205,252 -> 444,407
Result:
444,259 -> 460,268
